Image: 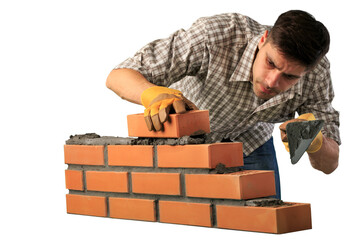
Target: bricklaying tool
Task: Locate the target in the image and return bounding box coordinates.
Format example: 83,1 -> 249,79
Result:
286,120 -> 324,164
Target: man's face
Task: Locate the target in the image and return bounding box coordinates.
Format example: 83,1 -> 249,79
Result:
252,31 -> 307,100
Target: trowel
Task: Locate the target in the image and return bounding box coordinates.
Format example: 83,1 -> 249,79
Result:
286,120 -> 324,164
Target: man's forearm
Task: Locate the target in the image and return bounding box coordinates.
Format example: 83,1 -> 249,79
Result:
106,68 -> 155,104
308,136 -> 339,174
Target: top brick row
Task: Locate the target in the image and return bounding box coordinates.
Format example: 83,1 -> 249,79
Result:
127,110 -> 211,138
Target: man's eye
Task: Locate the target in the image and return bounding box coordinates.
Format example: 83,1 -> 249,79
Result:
284,74 -> 298,81
267,60 -> 275,68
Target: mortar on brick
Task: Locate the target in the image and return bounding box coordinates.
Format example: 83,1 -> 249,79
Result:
154,199 -> 159,222
153,145 -> 158,168
106,197 -> 110,217
245,198 -> 287,207
210,163 -> 242,174
211,202 -> 217,227
66,133 -> 219,146
68,165 -> 210,174
104,145 -> 109,167
66,133 -> 136,145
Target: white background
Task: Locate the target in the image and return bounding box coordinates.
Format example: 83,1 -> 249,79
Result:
1,0 -> 358,239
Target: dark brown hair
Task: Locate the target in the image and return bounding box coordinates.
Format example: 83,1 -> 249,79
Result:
268,10 -> 330,70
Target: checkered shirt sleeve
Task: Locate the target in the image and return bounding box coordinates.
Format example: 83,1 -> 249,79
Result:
114,17 -> 208,87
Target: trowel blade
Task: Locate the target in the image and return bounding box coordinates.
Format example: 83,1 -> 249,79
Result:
286,120 -> 324,164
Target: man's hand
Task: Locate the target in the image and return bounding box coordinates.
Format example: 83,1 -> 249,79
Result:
279,113 -> 323,153
141,86 -> 198,131
279,113 -> 339,174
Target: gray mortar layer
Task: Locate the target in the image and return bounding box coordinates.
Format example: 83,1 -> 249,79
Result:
66,133 -> 212,146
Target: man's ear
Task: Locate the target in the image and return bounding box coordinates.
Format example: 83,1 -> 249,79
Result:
258,30 -> 269,49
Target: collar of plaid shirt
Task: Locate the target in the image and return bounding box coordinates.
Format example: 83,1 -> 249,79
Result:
228,34 -> 304,113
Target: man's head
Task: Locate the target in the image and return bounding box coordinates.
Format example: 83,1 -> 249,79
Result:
252,10 -> 330,100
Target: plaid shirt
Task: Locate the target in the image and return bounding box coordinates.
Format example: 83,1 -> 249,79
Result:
115,13 -> 341,156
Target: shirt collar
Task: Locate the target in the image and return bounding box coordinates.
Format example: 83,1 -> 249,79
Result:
229,34 -> 261,83
254,79 -> 303,112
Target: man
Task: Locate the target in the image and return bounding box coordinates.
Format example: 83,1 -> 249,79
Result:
106,10 -> 341,199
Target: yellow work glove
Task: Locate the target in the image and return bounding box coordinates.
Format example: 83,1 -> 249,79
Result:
140,86 -> 198,131
279,113 -> 323,153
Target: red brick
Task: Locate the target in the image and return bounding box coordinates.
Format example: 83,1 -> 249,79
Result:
109,197 -> 156,221
64,145 -> 104,165
65,170 -> 83,191
86,171 -> 128,193
185,170 -> 275,200
66,194 -> 107,217
216,203 -> 312,234
131,172 -> 181,195
127,110 -> 210,138
157,142 -> 243,168
159,201 -> 212,227
108,145 -> 154,167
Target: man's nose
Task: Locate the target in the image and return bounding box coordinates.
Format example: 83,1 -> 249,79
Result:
265,70 -> 281,88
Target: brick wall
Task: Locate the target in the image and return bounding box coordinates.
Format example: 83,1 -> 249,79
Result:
64,110 -> 312,234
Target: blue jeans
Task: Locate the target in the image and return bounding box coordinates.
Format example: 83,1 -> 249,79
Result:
242,137 -> 281,199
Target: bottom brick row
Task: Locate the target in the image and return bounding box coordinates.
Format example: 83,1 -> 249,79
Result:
66,194 -> 311,234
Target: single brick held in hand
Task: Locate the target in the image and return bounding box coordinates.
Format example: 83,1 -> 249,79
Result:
109,197 -> 156,222
65,169 -> 84,191
64,145 -> 104,165
216,203 -> 312,233
108,145 -> 154,167
66,194 -> 107,217
127,110 -> 211,138
185,170 -> 276,200
132,172 -> 181,195
158,142 -> 243,168
159,200 -> 212,227
86,171 -> 129,193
